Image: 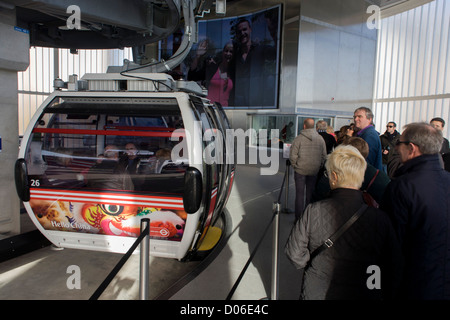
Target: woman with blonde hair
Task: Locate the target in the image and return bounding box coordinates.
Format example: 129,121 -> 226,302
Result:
312,137 -> 390,205
285,145 -> 402,300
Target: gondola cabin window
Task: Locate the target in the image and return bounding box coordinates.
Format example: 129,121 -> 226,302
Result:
26,97 -> 187,194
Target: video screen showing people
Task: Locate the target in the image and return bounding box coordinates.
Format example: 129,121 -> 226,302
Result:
160,5 -> 281,109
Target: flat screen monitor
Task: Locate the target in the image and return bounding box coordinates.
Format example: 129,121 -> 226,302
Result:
160,5 -> 282,109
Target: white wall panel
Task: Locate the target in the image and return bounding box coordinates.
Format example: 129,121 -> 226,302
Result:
295,0 -> 378,120
17,47 -> 132,135
374,0 -> 450,138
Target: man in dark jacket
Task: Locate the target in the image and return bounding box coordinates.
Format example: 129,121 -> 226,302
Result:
383,122 -> 450,299
430,117 -> 450,155
379,121 -> 400,172
353,107 -> 383,171
233,18 -> 277,107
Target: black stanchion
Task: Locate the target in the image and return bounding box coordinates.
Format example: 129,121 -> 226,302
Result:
139,218 -> 150,300
271,201 -> 280,300
89,218 -> 150,300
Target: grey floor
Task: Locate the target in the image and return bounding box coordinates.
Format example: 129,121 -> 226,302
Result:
0,156 -> 303,300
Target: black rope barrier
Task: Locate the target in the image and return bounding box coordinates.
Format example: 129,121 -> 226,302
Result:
277,160 -> 288,204
89,219 -> 150,300
225,160 -> 290,300
225,211 -> 277,300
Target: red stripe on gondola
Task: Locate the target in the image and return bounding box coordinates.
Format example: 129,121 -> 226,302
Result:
30,188 -> 183,201
32,128 -> 185,138
103,126 -> 177,131
29,188 -> 184,210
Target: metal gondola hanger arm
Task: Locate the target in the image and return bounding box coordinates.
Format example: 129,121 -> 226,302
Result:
115,0 -> 198,75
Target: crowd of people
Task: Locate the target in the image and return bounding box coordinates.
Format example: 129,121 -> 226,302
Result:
286,107 -> 450,300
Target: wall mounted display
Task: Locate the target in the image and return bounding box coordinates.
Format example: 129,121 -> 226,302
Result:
160,5 -> 282,109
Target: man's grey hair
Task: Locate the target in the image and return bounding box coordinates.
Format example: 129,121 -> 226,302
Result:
402,122 -> 443,154
355,107 -> 374,121
316,120 -> 328,130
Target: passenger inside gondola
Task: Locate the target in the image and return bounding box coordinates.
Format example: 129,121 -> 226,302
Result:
86,145 -> 134,191
121,143 -> 141,175
42,148 -> 86,189
155,148 -> 172,173
119,142 -> 148,190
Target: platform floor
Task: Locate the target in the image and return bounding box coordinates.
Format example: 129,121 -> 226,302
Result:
0,158 -> 303,300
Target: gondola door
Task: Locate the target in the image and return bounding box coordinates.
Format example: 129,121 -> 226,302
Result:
187,96 -> 220,254
210,102 -> 235,221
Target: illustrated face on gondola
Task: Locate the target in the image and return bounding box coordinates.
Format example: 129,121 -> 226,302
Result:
81,203 -> 186,239
29,198 -> 186,240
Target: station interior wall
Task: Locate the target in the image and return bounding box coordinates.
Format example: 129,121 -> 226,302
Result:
372,0 -> 450,137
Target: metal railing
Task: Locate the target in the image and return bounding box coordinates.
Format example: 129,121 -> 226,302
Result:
89,218 -> 150,300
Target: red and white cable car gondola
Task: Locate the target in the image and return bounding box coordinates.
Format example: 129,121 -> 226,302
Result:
15,73 -> 235,260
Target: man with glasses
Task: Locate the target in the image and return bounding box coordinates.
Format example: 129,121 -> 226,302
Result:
383,122 -> 450,299
380,121 -> 400,173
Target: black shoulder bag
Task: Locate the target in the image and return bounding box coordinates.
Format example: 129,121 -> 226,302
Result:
307,204 -> 369,268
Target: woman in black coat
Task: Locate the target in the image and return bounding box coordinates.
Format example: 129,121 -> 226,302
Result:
285,145 -> 402,300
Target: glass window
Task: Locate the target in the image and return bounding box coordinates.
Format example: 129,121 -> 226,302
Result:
295,116 -> 333,136
25,97 -> 187,194
250,114 -> 337,148
251,114 -> 296,148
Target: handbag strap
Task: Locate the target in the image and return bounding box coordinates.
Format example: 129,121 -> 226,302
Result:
365,169 -> 379,191
309,204 -> 369,262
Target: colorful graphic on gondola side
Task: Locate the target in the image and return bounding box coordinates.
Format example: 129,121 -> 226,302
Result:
29,188 -> 186,241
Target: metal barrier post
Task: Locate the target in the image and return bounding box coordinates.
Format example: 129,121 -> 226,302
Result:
271,202 -> 280,300
139,218 -> 150,300
89,219 -> 150,300
281,159 -> 292,214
